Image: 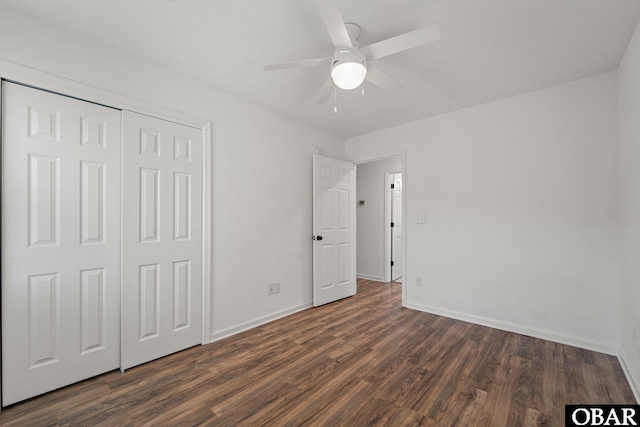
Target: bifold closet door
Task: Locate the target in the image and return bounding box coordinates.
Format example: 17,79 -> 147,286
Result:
1,82 -> 121,406
121,110 -> 203,370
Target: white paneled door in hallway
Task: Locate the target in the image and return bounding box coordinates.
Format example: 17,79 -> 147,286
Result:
121,111 -> 203,370
391,173 -> 403,282
1,82 -> 122,406
312,154 -> 356,306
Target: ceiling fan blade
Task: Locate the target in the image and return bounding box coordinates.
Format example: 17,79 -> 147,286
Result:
315,0 -> 352,48
315,78 -> 334,103
263,57 -> 332,71
362,24 -> 441,61
365,66 -> 403,92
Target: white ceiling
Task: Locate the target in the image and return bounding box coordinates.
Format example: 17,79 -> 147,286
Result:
3,0 -> 640,138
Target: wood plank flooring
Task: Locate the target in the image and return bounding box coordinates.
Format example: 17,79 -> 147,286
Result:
0,279 -> 635,426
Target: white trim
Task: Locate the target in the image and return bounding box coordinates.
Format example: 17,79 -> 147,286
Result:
0,60 -> 214,353
619,351 -> 640,403
348,150 -> 407,306
209,303 -> 312,343
357,274 -> 386,282
119,98 -> 125,373
350,151 -> 403,165
405,301 -> 619,356
0,59 -> 206,127
0,72 -> 3,413
201,122 -> 213,344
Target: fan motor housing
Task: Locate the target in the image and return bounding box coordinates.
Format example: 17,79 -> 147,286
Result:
331,47 -> 367,70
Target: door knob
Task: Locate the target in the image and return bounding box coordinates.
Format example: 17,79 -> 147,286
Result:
316,235 -> 323,241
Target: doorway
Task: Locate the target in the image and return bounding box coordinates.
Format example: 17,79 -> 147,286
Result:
355,155 -> 404,286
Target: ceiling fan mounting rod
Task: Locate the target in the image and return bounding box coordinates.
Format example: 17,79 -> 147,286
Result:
344,22 -> 361,45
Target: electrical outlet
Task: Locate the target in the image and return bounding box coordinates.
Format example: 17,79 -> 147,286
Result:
268,282 -> 281,295
416,276 -> 423,287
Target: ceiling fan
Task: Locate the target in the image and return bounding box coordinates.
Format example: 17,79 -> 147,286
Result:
263,0 -> 441,103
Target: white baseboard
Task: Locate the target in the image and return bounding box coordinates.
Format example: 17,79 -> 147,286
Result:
619,351 -> 640,403
404,301 -> 618,356
208,302 -> 312,344
357,274 -> 386,282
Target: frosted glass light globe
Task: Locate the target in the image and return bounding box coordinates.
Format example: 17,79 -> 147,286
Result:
330,48 -> 367,90
331,62 -> 367,90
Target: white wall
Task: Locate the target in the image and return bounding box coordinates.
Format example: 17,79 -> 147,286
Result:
356,157 -> 402,281
1,3 -> 634,390
347,72 -> 620,353
618,18 -> 640,400
0,4 -> 345,340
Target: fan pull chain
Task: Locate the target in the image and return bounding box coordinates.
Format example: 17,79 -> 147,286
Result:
334,85 -> 337,113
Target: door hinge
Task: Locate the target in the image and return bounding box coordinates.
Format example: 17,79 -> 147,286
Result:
391,183 -> 395,189
391,222 -> 394,228
391,261 -> 394,267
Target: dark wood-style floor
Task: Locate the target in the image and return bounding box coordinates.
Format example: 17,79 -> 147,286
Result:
0,279 -> 635,426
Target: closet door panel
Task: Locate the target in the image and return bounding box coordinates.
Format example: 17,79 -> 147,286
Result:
121,110 -> 202,370
1,82 -> 121,406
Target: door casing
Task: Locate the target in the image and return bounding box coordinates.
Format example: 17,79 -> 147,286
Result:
349,152 -> 407,304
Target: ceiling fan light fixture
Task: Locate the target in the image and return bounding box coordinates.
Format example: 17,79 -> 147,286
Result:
331,49 -> 367,90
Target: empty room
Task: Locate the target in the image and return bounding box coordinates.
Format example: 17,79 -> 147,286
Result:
0,0 -> 639,426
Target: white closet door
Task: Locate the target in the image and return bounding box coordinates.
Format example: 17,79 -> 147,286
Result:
1,82 -> 121,406
121,110 -> 203,370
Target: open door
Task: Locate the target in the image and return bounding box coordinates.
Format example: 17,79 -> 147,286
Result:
312,155 -> 356,306
391,173 -> 403,282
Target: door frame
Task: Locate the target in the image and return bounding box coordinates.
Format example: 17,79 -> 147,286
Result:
385,170 -> 402,283
348,150 -> 407,306
0,60 -> 214,403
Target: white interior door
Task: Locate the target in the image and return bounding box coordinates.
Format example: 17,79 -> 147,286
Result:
391,173 -> 403,282
313,154 -> 356,306
121,110 -> 203,370
1,82 -> 121,405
